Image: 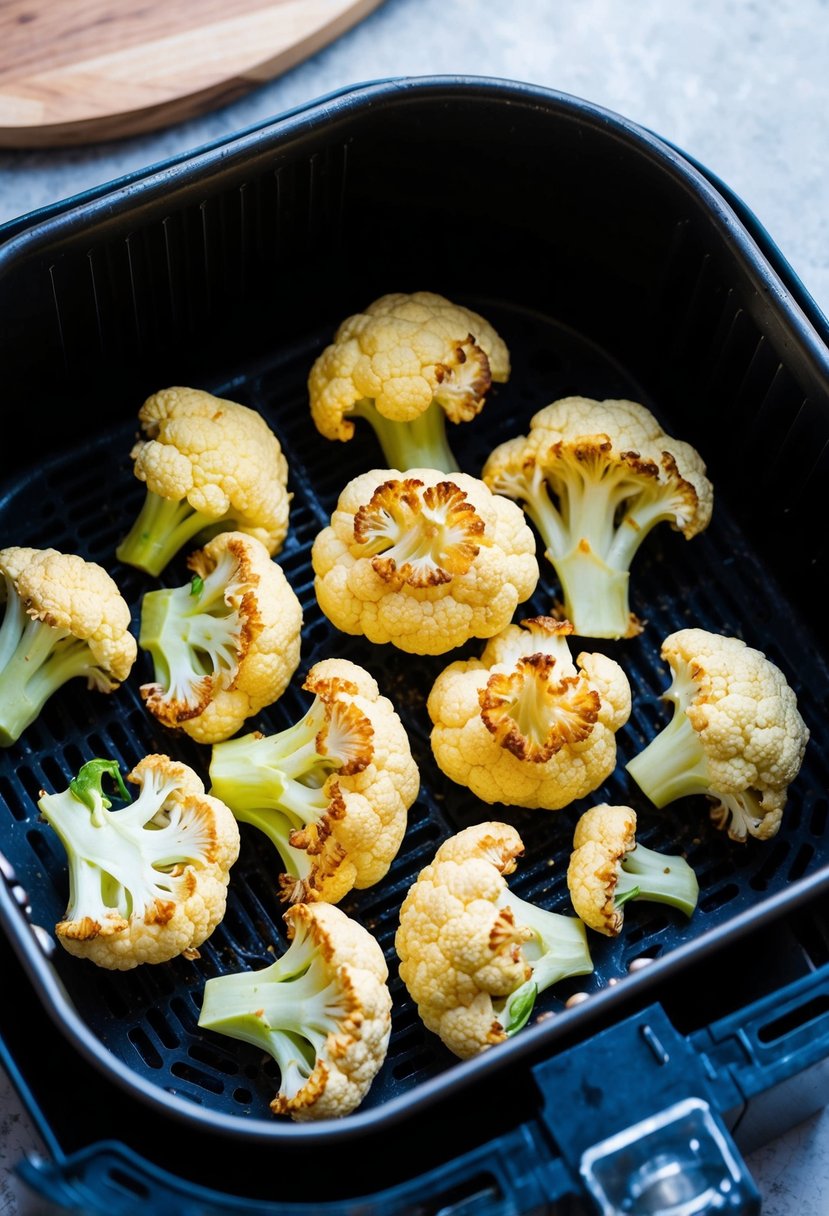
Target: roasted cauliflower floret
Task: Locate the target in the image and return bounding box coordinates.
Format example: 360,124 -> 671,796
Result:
0,546 -> 137,747
626,628 -> 810,841
138,531 -> 302,744
428,616 -> 631,808
198,901 -> 392,1120
567,804 -> 699,936
308,291 -> 511,473
482,397 -> 713,639
38,755 -> 240,970
395,821 -> 593,1059
116,387 -> 291,575
209,658 -> 419,904
311,468 -> 538,655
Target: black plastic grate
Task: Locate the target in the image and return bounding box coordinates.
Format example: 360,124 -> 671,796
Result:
1,298 -> 828,1125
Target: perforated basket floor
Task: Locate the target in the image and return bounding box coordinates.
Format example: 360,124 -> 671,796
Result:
1,297 -> 827,1131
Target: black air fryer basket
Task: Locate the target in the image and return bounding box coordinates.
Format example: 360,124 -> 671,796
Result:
1,77 -> 829,1215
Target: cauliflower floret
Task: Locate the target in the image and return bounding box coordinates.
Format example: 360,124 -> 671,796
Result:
138,531 -> 303,744
198,901 -> 392,1120
395,822 -> 593,1059
483,396 -> 713,639
428,616 -> 631,808
209,658 -> 419,904
115,387 -> 291,575
0,546 -> 137,747
38,755 -> 241,970
567,804 -> 699,936
626,628 -> 810,841
311,468 -> 539,655
308,291 -> 510,472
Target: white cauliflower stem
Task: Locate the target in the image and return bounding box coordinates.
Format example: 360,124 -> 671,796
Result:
395,822 -> 593,1059
209,658 -> 419,904
428,616 -> 631,809
482,397 -> 713,639
38,755 -> 240,969
626,628 -> 810,841
0,546 -> 137,747
308,291 -> 511,472
116,387 -> 291,575
567,804 -> 699,936
138,531 -> 302,744
312,468 -> 538,655
198,902 -> 392,1120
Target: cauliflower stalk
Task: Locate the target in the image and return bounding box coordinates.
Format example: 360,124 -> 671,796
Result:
116,387 -> 291,576
0,546 -> 136,747
312,468 -> 538,655
567,804 -> 699,936
395,822 -> 594,1059
138,531 -> 302,744
626,628 -> 810,841
198,901 -> 392,1120
428,616 -> 631,809
483,397 -> 713,639
209,659 -> 419,904
38,755 -> 240,970
308,291 -> 511,473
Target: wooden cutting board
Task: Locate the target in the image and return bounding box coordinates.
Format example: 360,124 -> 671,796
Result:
0,0 -> 386,148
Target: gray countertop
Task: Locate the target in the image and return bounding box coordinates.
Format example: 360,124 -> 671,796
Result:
1,1 -> 828,1212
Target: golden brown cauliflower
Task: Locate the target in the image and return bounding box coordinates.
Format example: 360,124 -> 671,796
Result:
138,531 -> 303,744
115,387 -> 291,575
483,396 -> 714,638
0,546 -> 137,747
209,658 -> 419,904
308,291 -> 510,472
626,628 -> 810,841
38,755 -> 240,970
428,616 -> 631,808
567,804 -> 699,936
198,901 -> 392,1120
396,822 -> 593,1059
311,468 -> 539,655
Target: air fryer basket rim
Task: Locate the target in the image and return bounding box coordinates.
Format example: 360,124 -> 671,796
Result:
2,856 -> 828,1145
1,73 -> 827,1144
2,74 -> 828,414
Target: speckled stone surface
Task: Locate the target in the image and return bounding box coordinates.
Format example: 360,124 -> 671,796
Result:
1,1 -> 828,1212
2,0 -> 829,322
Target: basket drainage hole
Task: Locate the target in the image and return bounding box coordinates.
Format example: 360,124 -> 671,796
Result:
700,882 -> 739,914
233,1087 -> 253,1104
392,1048 -> 440,1081
170,1061 -> 224,1095
128,1027 -> 163,1070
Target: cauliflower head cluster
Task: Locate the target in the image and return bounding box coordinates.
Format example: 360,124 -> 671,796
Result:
116,387 -> 292,575
311,467 -> 539,654
308,291 -> 511,472
428,616 -> 631,808
138,531 -> 303,744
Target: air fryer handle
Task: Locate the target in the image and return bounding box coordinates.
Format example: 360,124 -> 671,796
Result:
533,1001 -> 764,1215
10,1099 -> 759,1216
12,1123 -> 574,1216
14,967 -> 829,1215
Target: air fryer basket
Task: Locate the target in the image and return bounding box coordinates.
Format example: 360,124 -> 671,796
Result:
1,76 -> 828,1162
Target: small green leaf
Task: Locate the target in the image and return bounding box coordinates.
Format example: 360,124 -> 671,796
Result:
504,980 -> 538,1036
615,884 -> 641,908
189,574 -> 205,598
69,759 -> 131,811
